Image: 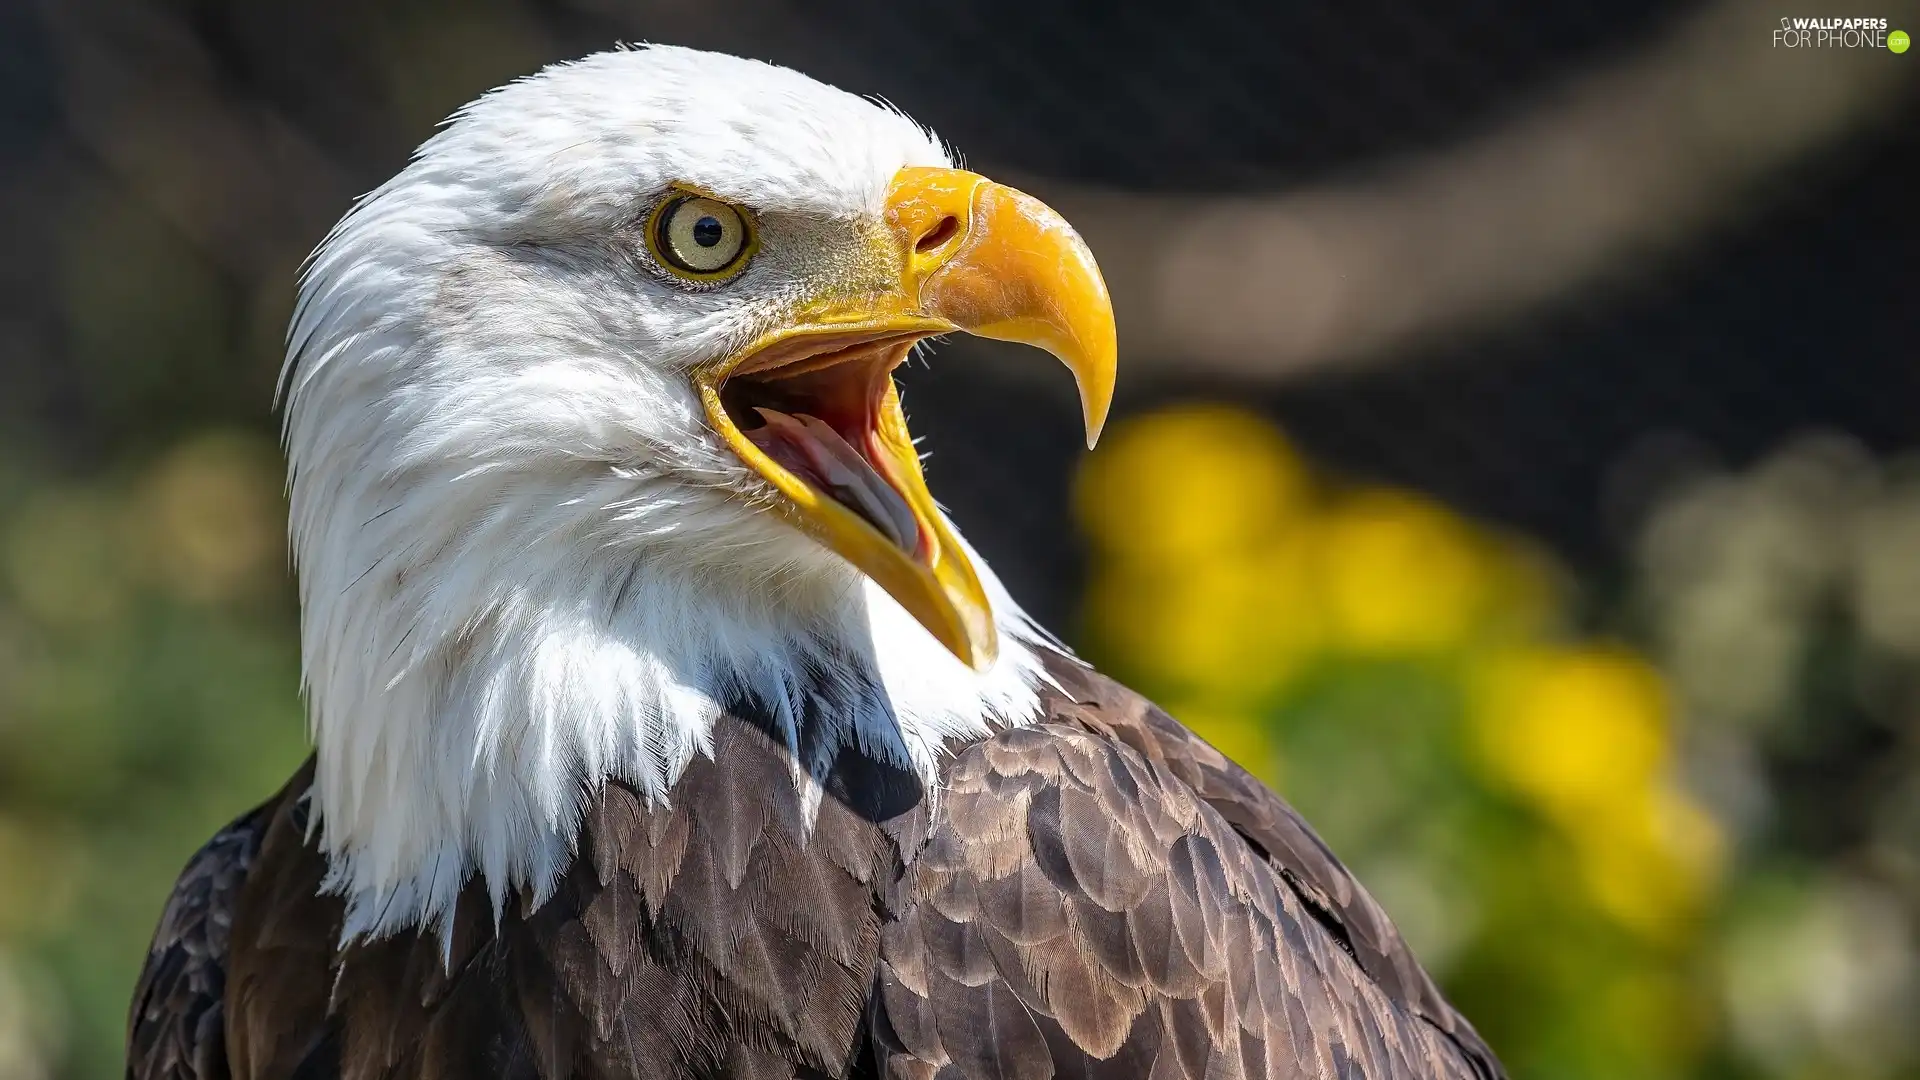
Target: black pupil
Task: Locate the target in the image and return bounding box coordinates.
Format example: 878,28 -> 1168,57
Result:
691,215 -> 725,248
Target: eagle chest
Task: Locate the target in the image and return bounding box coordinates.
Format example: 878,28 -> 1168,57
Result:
199,688 -> 1505,1080
258,717 -> 934,1080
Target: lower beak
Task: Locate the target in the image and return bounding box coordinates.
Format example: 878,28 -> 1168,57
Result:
697,167 -> 1116,671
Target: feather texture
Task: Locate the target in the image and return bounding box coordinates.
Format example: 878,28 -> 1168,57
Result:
130,652 -> 1501,1080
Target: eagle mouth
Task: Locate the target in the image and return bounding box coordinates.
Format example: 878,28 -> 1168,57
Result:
716,330 -> 936,558
684,168 -> 1113,672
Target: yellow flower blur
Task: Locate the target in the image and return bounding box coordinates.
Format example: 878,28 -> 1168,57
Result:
1576,785 -> 1725,939
1314,489 -> 1496,654
1084,540 -> 1319,700
1078,402 -> 1724,952
1075,403 -> 1311,566
1471,646 -> 1670,817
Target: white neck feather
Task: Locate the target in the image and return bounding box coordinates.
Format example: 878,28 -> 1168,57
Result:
294,447 -> 1049,941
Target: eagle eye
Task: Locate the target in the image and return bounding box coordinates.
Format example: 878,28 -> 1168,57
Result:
648,194 -> 755,281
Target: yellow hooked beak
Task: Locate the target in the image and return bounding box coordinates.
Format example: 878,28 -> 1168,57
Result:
696,167 -> 1116,671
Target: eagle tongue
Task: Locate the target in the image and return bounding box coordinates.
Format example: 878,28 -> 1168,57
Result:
747,408 -> 921,553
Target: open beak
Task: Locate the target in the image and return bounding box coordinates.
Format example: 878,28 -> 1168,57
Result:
695,167 -> 1116,671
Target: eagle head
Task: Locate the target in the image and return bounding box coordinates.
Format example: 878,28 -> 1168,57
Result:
280,46 -> 1116,937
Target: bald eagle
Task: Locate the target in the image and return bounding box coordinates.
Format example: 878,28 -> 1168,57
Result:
127,46 -> 1503,1080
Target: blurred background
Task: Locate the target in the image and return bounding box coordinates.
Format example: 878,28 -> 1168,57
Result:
0,0 -> 1915,1077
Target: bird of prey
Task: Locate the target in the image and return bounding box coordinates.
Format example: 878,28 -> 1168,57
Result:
128,46 -> 1503,1080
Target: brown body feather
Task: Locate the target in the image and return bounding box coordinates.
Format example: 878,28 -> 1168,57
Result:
128,654 -> 1503,1080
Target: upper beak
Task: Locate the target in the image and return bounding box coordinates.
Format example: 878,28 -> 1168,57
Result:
698,167 -> 1116,671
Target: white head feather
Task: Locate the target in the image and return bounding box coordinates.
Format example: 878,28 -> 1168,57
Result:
281,46 -> 1049,941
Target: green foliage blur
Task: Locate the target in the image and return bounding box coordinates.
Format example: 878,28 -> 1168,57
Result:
0,438 -> 311,1080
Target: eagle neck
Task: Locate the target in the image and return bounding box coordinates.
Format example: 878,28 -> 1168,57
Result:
305,541 -> 1052,944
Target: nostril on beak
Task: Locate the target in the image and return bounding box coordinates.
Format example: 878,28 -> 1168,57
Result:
915,215 -> 960,255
